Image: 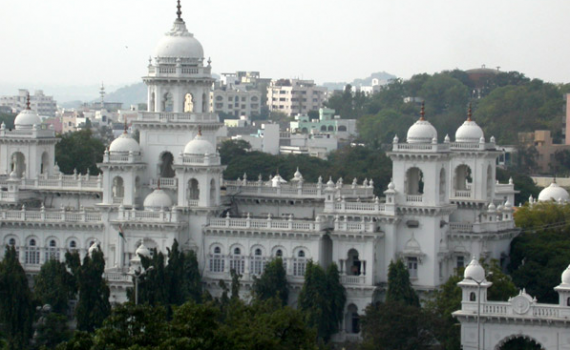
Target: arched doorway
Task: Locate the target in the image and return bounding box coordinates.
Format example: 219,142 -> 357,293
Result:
188,179 -> 199,203
150,92 -> 155,112
210,178 -> 216,205
439,168 -> 446,201
345,304 -> 360,334
347,249 -> 361,276
405,167 -> 424,195
454,164 -> 472,191
496,335 -> 542,350
112,176 -> 124,202
486,164 -> 493,199
159,152 -> 175,178
202,93 -> 207,112
11,152 -> 26,177
163,92 -> 173,112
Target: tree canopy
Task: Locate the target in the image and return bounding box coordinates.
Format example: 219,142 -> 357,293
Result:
252,258 -> 289,305
55,129 -> 105,175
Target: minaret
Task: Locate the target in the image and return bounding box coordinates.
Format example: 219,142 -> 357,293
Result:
100,83 -> 105,109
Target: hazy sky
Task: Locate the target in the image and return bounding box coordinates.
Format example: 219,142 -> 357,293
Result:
2,0 -> 570,89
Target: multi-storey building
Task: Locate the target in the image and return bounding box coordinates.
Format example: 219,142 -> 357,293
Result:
0,89 -> 57,117
212,88 -> 261,118
0,2 -> 551,342
267,79 -> 327,116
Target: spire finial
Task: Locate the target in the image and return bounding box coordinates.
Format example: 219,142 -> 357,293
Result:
26,93 -> 31,110
157,178 -> 161,190
123,118 -> 128,134
419,102 -> 425,121
467,103 -> 472,122
197,125 -> 202,136
176,0 -> 182,20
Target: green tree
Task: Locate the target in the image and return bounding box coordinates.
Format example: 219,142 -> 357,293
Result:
32,311 -> 71,349
252,258 -> 289,305
55,129 -> 105,175
0,246 -> 35,350
385,259 -> 419,307
34,259 -> 76,314
0,112 -> 16,130
426,272 -> 463,350
218,139 -> 251,165
298,261 -> 346,343
71,248 -> 111,332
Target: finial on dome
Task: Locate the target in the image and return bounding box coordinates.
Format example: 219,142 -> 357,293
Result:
419,102 -> 425,121
198,125 -> 202,136
207,57 -> 212,67
26,93 -> 31,110
553,176 -> 557,184
123,118 -> 128,134
176,0 -> 182,20
157,178 -> 161,190
467,103 -> 472,122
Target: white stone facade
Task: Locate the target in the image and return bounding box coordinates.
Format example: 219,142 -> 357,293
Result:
0,3 -> 521,341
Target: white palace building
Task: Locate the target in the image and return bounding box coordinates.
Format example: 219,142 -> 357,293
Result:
1,1 -> 554,341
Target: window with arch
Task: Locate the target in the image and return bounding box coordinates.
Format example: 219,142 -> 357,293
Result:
25,238 -> 40,265
230,247 -> 245,274
250,248 -> 267,276
209,246 -> 224,272
150,92 -> 156,112
159,152 -> 175,178
470,292 -> 476,302
163,92 -> 174,112
11,152 -> 26,178
46,239 -> 60,261
405,167 -> 424,195
439,168 -> 446,201
69,240 -> 77,249
184,93 -> 194,112
454,164 -> 472,192
188,179 -> 200,203
320,125 -> 327,132
112,176 -> 125,202
347,249 -> 361,276
346,304 -> 360,334
202,93 -> 207,113
41,152 -> 49,175
8,238 -> 16,246
294,249 -> 307,276
328,125 -> 334,132
486,164 -> 493,199
338,125 -> 347,132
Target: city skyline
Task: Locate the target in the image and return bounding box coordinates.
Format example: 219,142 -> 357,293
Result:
2,0 -> 570,90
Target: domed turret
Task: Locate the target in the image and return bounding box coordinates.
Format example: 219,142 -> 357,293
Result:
135,243 -> 151,259
406,103 -> 437,143
455,104 -> 484,143
14,95 -> 41,130
538,181 -> 570,202
154,2 -> 204,60
143,188 -> 173,210
88,241 -> 99,256
183,129 -> 215,155
464,258 -> 485,282
109,130 -> 141,153
291,168 -> 303,182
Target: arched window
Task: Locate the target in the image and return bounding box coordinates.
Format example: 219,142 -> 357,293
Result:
230,247 -> 245,274
439,168 -> 446,201
112,176 -> 124,204
486,164 -> 493,199
69,240 -> 77,249
41,152 -> 49,175
338,125 -> 347,132
188,179 -> 200,203
210,179 -> 216,205
46,239 -> 59,261
251,248 -> 266,275
150,92 -> 155,112
454,165 -> 472,191
11,152 -> 26,178
202,93 -> 207,113
159,152 -> 175,178
328,125 -> 334,132
405,167 -> 424,195
347,249 -> 361,276
294,250 -> 307,276
470,292 -> 476,302
163,92 -> 173,112
346,304 -> 360,334
25,238 -> 40,265
8,238 -> 16,246
320,125 -> 327,132
184,93 -> 194,112
276,249 -> 283,257
209,246 -> 224,273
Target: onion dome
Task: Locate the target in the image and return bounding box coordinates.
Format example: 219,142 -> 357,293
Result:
271,174 -> 287,187
464,258 -> 485,282
143,188 -> 173,210
135,243 -> 151,259
184,129 -> 215,155
388,181 -> 395,190
154,2 -> 204,60
406,103 -> 437,143
455,104 -> 484,143
561,265 -> 570,286
488,202 -> 496,212
326,177 -> 335,188
14,95 -> 41,130
538,182 -> 570,202
291,168 -> 303,182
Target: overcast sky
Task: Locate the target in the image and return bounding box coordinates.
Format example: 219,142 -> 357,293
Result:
2,0 -> 570,89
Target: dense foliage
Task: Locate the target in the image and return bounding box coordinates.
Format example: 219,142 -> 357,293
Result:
252,257 -> 289,305
55,129 -> 105,175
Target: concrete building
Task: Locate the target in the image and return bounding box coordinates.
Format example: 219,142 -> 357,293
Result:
212,87 -> 261,118
290,107 -> 357,140
267,79 -> 327,116
280,131 -> 338,159
0,89 -> 57,117
518,130 -> 570,174
232,123 -> 280,155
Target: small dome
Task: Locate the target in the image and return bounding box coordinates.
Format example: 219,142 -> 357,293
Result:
271,174 -> 287,187
135,243 -> 151,259
184,132 -> 215,155
561,265 -> 570,285
407,119 -> 437,144
291,168 -> 303,181
154,19 -> 204,59
143,189 -> 173,209
388,181 -> 395,190
455,120 -> 484,143
109,132 -> 140,153
538,182 -> 570,202
14,109 -> 41,129
464,258 -> 485,282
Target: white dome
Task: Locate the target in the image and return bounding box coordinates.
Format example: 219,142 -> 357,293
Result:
14,109 -> 41,129
143,189 -> 173,209
561,265 -> 570,285
135,243 -> 151,259
455,120 -> 484,143
109,132 -> 140,153
271,174 -> 287,187
154,19 -> 204,59
464,258 -> 485,282
407,119 -> 437,144
184,133 -> 215,155
538,182 -> 570,202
